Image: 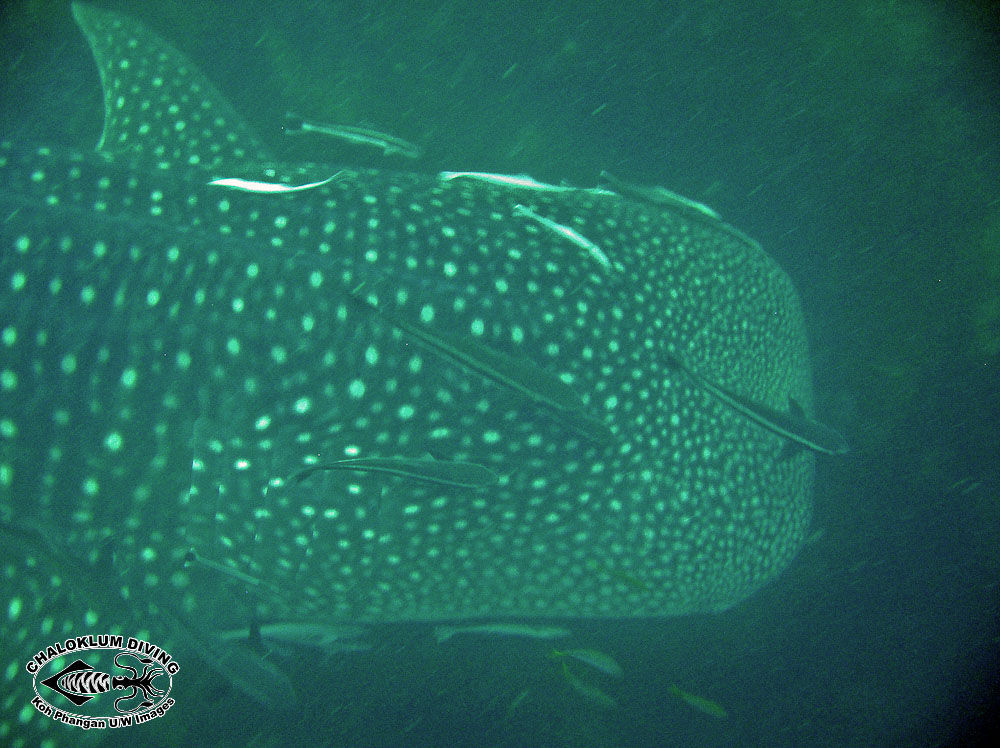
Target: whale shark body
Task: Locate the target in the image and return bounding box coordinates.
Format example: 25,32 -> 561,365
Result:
1,3 -> 823,736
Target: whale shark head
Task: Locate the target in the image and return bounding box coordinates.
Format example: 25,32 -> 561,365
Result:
1,2 -> 819,735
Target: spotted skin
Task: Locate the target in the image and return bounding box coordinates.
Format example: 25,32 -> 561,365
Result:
1,3 -> 815,740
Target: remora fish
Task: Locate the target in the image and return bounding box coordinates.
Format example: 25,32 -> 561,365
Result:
284,113 -> 422,158
347,282 -> 615,443
438,171 -> 576,192
434,623 -> 572,643
512,203 -> 613,271
207,172 -> 343,193
665,352 -> 849,455
2,2 -> 822,739
599,170 -> 764,250
292,455 -> 500,489
599,170 -> 721,218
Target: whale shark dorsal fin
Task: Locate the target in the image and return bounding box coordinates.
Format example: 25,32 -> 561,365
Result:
71,2 -> 270,167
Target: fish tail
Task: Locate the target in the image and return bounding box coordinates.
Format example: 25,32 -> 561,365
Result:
433,626 -> 455,643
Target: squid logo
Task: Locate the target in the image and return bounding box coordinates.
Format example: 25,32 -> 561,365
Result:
27,635 -> 178,729
41,653 -> 167,713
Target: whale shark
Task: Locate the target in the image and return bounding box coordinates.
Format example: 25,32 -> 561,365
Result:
0,3 -> 831,736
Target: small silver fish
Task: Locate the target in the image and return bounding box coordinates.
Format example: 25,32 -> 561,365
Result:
550,648 -> 623,678
505,688 -> 532,720
560,663 -> 618,709
668,683 -> 728,718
